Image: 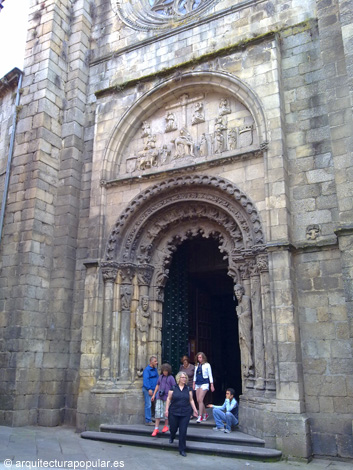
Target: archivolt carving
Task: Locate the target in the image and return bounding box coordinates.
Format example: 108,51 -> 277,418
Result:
133,202 -> 242,264
105,175 -> 264,262
161,226 -> 226,272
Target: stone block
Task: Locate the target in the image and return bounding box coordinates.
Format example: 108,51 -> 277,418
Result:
312,432 -> 337,457
38,408 -> 62,426
337,434 -> 353,459
329,359 -> 353,375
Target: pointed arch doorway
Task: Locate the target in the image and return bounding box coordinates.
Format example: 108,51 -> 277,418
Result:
162,236 -> 242,402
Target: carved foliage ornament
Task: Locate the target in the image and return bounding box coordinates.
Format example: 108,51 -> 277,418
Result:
112,1 -> 221,31
101,262 -> 119,282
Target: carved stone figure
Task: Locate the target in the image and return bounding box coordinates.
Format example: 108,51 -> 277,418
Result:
228,128 -> 237,150
137,134 -> 159,170
234,284 -> 254,378
199,133 -> 208,157
219,98 -> 231,116
136,296 -> 152,375
192,102 -> 205,125
120,285 -> 132,310
165,111 -> 178,132
215,116 -> 227,132
172,127 -> 194,158
141,121 -> 151,138
214,130 -> 224,154
160,144 -> 171,164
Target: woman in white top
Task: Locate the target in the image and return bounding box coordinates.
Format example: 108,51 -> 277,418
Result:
193,351 -> 215,423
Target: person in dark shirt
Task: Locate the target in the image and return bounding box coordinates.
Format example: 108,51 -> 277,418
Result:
142,355 -> 158,425
165,371 -> 198,457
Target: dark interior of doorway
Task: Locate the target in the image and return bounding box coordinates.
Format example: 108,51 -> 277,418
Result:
162,236 -> 242,402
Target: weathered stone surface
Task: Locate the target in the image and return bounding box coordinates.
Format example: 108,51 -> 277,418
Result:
0,0 -> 352,462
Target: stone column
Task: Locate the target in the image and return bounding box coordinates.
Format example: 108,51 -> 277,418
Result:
257,253 -> 276,392
151,269 -> 168,361
249,259 -> 265,391
135,266 -> 154,378
237,263 -> 254,389
118,264 -> 135,381
100,262 -> 118,381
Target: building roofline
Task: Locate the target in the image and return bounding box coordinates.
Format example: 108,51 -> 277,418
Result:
0,67 -> 23,97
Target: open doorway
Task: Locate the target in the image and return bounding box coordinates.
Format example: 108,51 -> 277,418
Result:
162,236 -> 242,402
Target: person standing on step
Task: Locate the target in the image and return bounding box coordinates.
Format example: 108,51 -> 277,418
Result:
179,355 -> 195,388
193,351 -> 214,423
151,363 -> 176,436
165,371 -> 198,457
207,387 -> 238,433
142,355 -> 159,425
179,355 -> 196,419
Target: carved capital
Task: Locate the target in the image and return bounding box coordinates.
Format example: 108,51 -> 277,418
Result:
239,263 -> 250,280
118,263 -> 136,283
249,260 -> 259,277
101,262 -> 119,283
256,254 -> 269,273
137,265 -> 154,286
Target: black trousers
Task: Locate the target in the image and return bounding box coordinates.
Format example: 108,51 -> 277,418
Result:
169,413 -> 190,453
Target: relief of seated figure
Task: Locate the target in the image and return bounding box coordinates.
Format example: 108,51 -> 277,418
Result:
172,127 -> 195,158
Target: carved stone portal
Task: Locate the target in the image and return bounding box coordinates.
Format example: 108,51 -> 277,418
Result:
99,175 -> 274,395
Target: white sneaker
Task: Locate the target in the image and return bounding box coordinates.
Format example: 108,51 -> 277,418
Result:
196,415 -> 203,423
213,427 -> 223,431
224,428 -> 231,433
203,413 -> 209,421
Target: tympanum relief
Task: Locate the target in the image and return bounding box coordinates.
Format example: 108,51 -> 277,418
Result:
121,92 -> 257,177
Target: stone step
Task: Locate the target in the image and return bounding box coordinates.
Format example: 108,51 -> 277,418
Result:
81,427 -> 282,461
99,423 -> 265,447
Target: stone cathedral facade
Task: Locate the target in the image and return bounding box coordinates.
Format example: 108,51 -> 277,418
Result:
0,0 -> 352,461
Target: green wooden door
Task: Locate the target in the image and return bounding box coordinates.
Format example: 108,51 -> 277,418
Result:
162,247 -> 189,375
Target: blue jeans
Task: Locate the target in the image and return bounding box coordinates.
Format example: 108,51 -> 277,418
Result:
213,408 -> 238,431
142,387 -> 152,423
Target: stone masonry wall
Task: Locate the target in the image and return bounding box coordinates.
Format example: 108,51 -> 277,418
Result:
0,87 -> 15,176
0,0 -> 93,426
0,0 -> 352,460
77,0 -> 353,459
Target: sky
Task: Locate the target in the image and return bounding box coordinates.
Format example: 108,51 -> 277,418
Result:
0,0 -> 30,78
